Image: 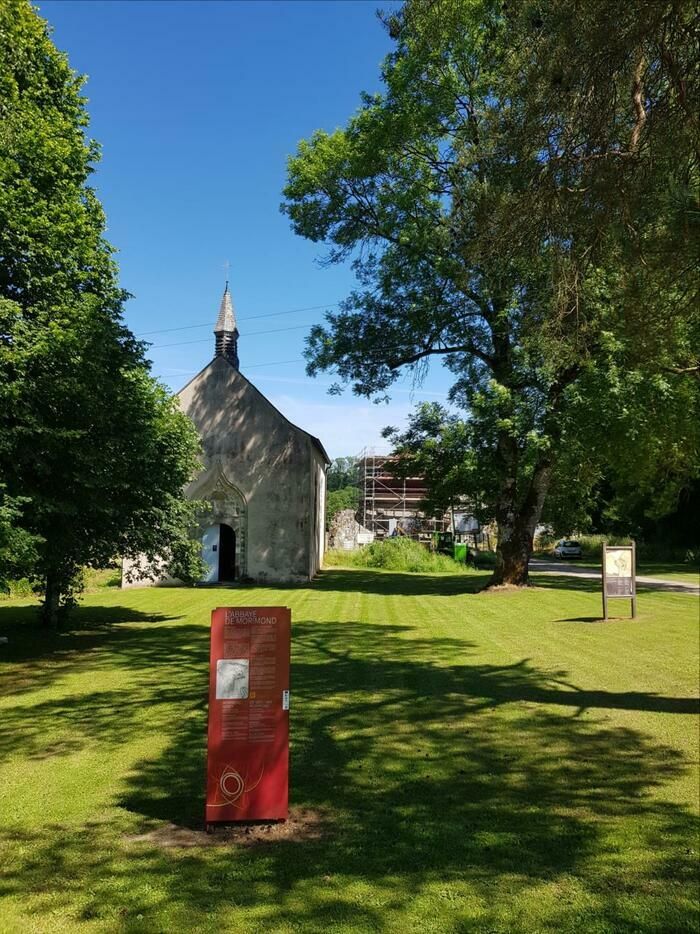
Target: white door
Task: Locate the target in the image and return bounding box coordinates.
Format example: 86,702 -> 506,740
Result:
201,524 -> 220,583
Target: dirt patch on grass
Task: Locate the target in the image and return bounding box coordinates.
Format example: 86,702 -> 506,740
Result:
125,807 -> 328,849
480,583 -> 530,593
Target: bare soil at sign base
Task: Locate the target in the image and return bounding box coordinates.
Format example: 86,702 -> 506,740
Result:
126,807 -> 327,849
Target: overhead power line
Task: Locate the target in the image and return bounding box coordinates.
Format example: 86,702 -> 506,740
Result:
136,301 -> 340,337
244,358 -> 304,369
164,359 -> 305,380
151,322 -> 314,350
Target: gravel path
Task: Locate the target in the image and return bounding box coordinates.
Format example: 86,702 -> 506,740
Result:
529,559 -> 700,595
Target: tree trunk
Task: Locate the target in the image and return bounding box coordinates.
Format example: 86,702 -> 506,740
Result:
491,520 -> 533,586
41,572 -> 60,628
490,456 -> 554,587
483,314 -> 569,588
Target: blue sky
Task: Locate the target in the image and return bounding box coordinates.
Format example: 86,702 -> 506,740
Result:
41,0 -> 453,457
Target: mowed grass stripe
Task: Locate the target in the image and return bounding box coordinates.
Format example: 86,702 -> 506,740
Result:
0,568 -> 697,933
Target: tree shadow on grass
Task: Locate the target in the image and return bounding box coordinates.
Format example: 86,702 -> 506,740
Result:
315,568 -> 651,598
531,571 -> 699,596
1,613 -> 698,931
119,621 -> 700,928
528,573 -> 602,594
313,568 -> 490,597
0,602 -> 186,700
317,567 -> 699,599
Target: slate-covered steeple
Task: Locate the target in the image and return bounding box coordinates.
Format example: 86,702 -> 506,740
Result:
213,282 -> 239,369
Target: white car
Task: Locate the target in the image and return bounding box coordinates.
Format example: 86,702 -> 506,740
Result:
553,539 -> 582,559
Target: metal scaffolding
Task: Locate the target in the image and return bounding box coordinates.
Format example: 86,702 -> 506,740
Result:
357,448 -> 450,540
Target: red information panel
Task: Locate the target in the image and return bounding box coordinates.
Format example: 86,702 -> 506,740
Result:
206,606 -> 291,823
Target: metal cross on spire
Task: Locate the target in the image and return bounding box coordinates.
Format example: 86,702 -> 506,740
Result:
223,259 -> 231,287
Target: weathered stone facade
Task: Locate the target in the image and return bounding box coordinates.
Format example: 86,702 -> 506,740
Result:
122,284 -> 328,587
179,355 -> 328,582
328,508 -> 374,551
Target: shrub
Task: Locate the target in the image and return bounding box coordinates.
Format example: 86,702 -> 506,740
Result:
84,567 -> 122,590
0,577 -> 35,600
575,534 -> 632,559
474,549 -> 497,568
325,537 -> 473,573
537,534 -> 632,559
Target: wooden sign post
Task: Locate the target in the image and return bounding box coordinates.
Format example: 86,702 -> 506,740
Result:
601,542 -> 637,620
206,606 -> 291,828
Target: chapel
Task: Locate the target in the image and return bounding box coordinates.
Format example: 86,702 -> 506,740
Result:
124,283 -> 329,586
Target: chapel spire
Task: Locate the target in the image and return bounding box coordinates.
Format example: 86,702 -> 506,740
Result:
213,281 -> 239,369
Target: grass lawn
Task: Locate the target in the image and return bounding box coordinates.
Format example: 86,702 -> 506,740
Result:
636,563 -> 700,585
0,568 -> 698,933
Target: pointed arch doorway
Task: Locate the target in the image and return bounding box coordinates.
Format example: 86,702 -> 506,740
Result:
199,472 -> 247,584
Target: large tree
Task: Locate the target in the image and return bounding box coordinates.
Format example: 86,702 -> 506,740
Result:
0,1 -> 202,623
283,0 -> 699,584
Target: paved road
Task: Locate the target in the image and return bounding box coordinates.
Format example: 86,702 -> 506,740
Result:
529,559 -> 700,595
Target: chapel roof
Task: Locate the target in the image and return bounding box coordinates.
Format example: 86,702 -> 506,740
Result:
177,355 -> 330,465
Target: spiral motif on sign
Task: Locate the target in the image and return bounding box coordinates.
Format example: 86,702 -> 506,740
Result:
211,763 -> 265,809
220,767 -> 245,804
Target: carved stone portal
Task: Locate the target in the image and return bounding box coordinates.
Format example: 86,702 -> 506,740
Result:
198,468 -> 247,579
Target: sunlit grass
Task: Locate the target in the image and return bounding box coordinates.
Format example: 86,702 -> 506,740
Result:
0,568 -> 697,932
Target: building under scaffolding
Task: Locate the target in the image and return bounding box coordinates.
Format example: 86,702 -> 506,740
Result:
356,449 -> 491,548
357,449 -> 450,541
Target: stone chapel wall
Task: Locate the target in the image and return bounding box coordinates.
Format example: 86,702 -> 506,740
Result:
178,355 -> 319,582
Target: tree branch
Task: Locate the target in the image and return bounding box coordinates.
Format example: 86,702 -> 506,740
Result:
630,55 -> 647,152
389,341 -> 494,370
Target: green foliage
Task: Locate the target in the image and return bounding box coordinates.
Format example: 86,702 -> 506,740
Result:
327,457 -> 362,527
1,294 -> 204,619
582,535 -> 699,567
283,0 -> 699,584
325,537 -> 470,573
0,3 -> 204,621
473,549 -> 497,568
535,532 -> 700,568
2,565 -> 124,603
0,487 -> 40,593
536,533 -> 632,559
82,567 -> 122,591
384,402 -> 483,520
0,577 -> 35,600
326,485 -> 360,525
327,456 -> 359,492
0,0 -> 120,312
545,328 -> 700,537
